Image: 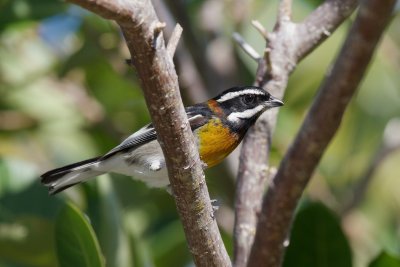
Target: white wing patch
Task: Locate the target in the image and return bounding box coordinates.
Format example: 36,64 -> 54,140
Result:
149,160 -> 162,171
227,105 -> 265,123
216,89 -> 265,103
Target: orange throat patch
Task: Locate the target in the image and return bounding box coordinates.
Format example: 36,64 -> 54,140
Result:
196,118 -> 240,168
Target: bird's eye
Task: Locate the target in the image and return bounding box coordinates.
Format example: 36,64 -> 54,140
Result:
243,95 -> 256,105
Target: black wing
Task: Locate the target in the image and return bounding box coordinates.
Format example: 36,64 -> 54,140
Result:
101,124 -> 157,159
186,103 -> 211,130
101,106 -> 209,159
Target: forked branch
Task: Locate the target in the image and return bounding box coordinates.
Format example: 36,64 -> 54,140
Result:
248,0 -> 396,266
233,0 -> 358,266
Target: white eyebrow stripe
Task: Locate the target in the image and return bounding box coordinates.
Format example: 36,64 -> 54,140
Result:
227,105 -> 264,123
216,89 -> 265,102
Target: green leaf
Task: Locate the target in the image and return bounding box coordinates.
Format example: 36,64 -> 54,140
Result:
0,216 -> 57,267
283,202 -> 352,267
86,177 -> 132,267
369,252 -> 400,267
55,202 -> 105,267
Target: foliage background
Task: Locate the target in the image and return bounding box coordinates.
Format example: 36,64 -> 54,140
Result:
0,0 -> 399,266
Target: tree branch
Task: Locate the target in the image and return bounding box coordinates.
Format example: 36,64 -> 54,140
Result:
68,0 -> 230,266
232,32 -> 261,62
233,1 -> 358,266
278,0 -> 292,24
167,23 -> 183,58
297,0 -> 361,61
251,20 -> 269,40
248,0 -> 396,266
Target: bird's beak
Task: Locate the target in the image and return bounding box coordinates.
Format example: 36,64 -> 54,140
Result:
268,96 -> 284,108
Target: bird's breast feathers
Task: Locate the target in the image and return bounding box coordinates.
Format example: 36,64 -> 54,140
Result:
195,118 -> 240,168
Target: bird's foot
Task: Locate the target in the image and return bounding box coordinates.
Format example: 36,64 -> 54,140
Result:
210,199 -> 220,219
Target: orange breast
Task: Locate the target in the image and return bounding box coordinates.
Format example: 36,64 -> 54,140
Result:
196,118 -> 240,168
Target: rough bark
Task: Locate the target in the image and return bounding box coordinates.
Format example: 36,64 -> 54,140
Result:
68,0 -> 231,266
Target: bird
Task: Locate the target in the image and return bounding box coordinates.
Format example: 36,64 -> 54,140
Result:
41,86 -> 284,195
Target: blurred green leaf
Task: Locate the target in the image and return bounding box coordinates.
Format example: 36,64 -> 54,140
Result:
148,219 -> 190,267
0,183 -> 62,220
0,181 -> 61,267
302,0 -> 324,8
0,216 -> 57,267
283,202 -> 352,267
85,177 -> 132,267
0,0 -> 66,31
124,210 -> 154,267
55,202 -> 105,267
369,252 -> 400,267
0,157 -> 38,196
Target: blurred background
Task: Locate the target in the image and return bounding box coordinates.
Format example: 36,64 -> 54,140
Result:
0,0 -> 399,266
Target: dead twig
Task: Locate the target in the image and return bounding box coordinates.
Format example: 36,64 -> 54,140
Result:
232,32 -> 261,62
167,23 -> 183,58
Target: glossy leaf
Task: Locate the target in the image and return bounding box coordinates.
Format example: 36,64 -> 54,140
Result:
55,203 -> 105,267
283,202 -> 352,267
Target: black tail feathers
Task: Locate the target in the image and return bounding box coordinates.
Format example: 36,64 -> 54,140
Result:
41,156 -> 102,195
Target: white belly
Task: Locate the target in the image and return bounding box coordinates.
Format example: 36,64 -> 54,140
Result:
98,140 -> 170,188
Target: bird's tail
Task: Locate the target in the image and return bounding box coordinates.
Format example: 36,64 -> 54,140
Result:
41,156 -> 105,195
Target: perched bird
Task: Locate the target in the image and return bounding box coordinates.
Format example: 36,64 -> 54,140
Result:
41,86 -> 283,195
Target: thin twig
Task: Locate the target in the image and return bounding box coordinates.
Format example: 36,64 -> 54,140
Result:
167,23 -> 183,58
67,0 -> 231,266
248,0 -> 396,266
251,20 -> 269,40
232,32 -> 261,62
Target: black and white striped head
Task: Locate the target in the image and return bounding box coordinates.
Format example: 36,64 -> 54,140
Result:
214,86 -> 283,126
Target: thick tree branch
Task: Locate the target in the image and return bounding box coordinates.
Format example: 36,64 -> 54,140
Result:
68,0 -> 230,266
278,0 -> 292,24
248,0 -> 396,266
233,1 -> 358,266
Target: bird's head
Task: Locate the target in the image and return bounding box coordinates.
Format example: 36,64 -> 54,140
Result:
213,86 -> 284,128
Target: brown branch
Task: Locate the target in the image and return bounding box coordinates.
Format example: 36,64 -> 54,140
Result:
67,0 -> 230,266
233,0 -> 358,266
167,23 -> 183,58
297,0 -> 361,61
248,0 -> 396,266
